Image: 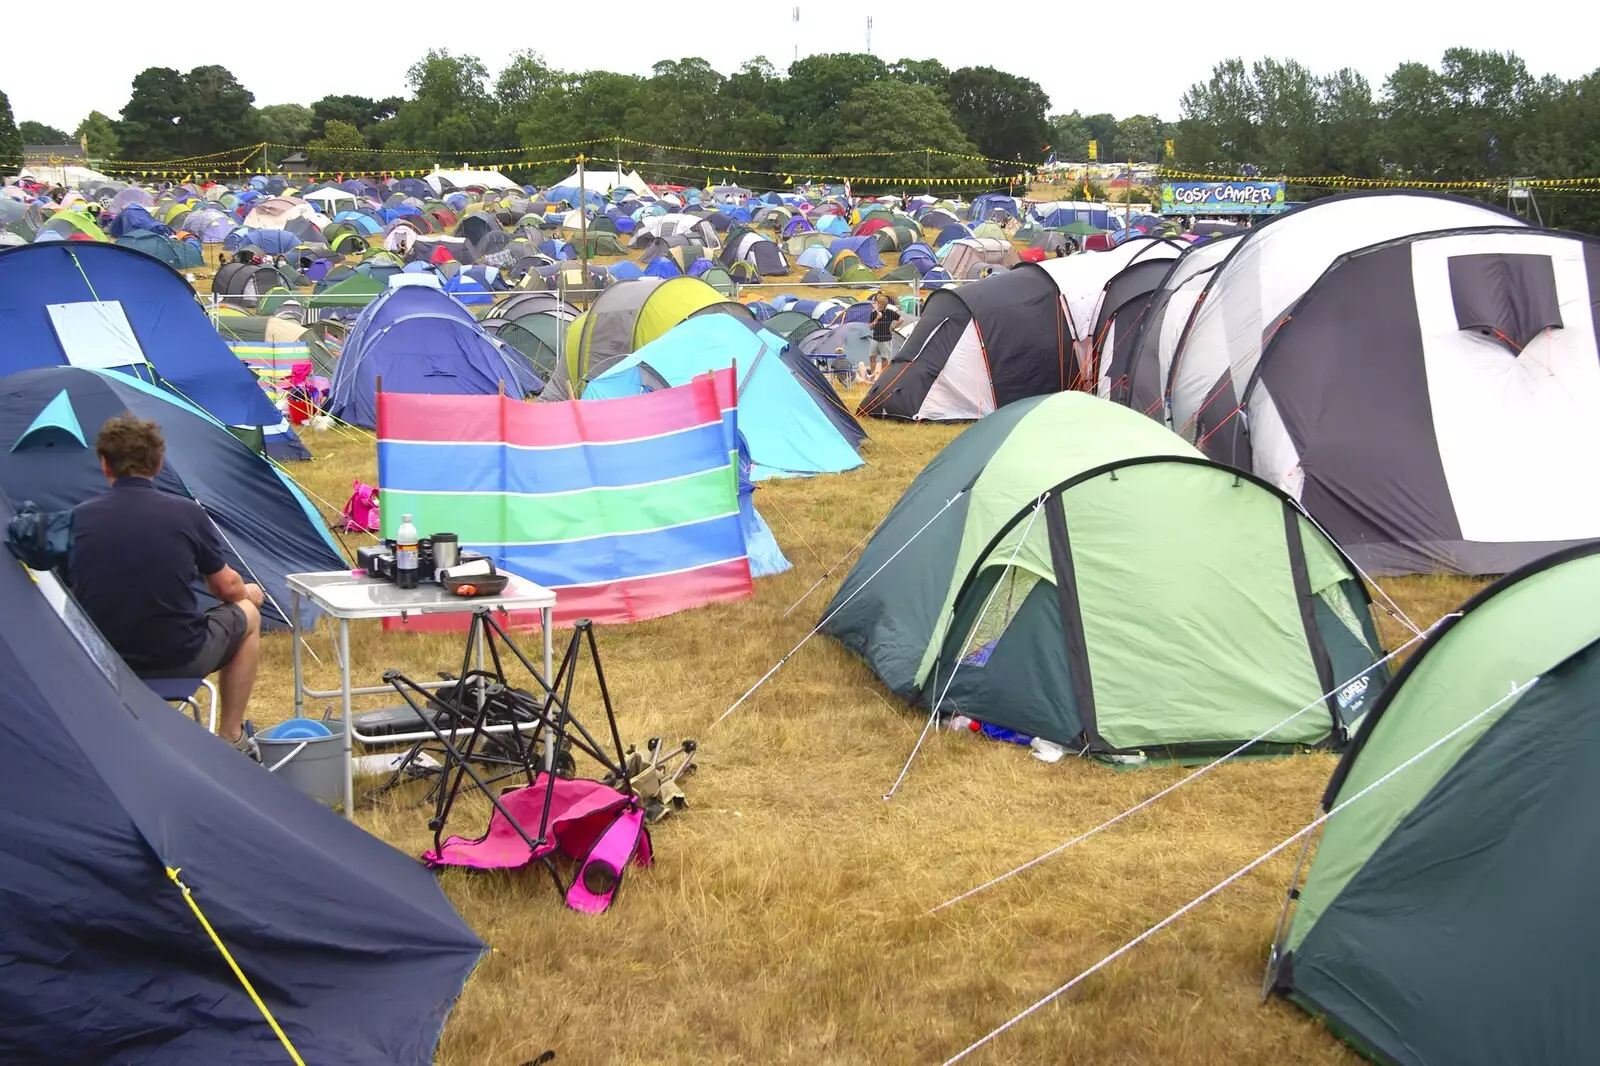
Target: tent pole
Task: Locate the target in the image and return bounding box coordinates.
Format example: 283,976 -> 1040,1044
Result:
577,154 -> 590,305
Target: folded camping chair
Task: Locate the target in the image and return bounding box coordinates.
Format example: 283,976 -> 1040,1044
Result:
142,676 -> 218,734
423,774 -> 652,914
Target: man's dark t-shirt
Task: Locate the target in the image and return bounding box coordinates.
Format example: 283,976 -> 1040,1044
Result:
870,305 -> 901,342
68,477 -> 227,673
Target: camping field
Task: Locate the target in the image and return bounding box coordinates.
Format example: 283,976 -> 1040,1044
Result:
251,392 -> 1483,1066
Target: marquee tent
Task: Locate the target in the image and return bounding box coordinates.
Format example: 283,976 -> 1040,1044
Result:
823,392 -> 1386,755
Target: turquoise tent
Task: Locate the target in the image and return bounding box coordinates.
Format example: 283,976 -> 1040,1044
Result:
582,315 -> 865,480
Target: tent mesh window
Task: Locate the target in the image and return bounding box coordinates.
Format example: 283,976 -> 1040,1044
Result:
960,566 -> 1042,668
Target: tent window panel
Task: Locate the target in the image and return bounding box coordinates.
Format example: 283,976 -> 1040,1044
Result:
46,301 -> 146,370
961,565 -> 1044,667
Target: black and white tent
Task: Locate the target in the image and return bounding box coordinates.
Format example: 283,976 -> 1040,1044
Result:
857,265 -> 1070,421
1105,234 -> 1242,415
1203,226 -> 1600,575
1163,192 -> 1522,454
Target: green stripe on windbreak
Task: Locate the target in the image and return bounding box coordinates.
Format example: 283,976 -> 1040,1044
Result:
380,464 -> 735,545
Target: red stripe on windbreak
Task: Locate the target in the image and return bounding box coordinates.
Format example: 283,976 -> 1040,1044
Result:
381,559 -> 753,634
379,368 -> 737,448
378,393 -> 501,443
501,367 -> 736,448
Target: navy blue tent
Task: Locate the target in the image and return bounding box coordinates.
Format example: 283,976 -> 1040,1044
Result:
0,367 -> 345,630
329,285 -> 542,427
107,204 -> 173,238
223,228 -> 304,256
0,492 -> 484,1063
0,242 -> 309,461
970,193 -> 1020,220
827,236 -> 884,269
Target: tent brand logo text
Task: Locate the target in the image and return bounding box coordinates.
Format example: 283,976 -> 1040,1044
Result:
1336,675 -> 1370,708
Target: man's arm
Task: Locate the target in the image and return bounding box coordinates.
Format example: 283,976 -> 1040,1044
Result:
206,565 -> 264,606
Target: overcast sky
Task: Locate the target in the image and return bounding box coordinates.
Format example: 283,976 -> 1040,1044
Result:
8,1 -> 1595,136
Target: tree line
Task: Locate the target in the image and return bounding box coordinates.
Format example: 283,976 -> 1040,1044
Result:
1,47 -> 1596,228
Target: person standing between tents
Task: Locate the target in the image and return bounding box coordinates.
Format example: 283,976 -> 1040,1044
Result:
868,292 -> 901,376
66,415 -> 265,757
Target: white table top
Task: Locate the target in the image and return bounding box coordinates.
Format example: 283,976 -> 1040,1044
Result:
286,570 -> 556,619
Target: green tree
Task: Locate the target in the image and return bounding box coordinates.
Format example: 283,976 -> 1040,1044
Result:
181,65 -> 258,153
1315,69 -> 1378,176
117,67 -> 188,159
74,111 -> 120,159
781,53 -> 889,152
306,119 -> 370,173
833,79 -> 987,184
1252,58 -> 1320,171
18,121 -> 69,145
0,91 -> 20,174
1047,111 -> 1091,160
945,66 -> 1051,165
890,58 -> 950,97
385,50 -> 498,153
721,57 -> 784,150
257,103 -> 312,145
309,95 -> 402,140
1176,58 -> 1258,167
1114,114 -> 1166,162
1083,113 -> 1120,161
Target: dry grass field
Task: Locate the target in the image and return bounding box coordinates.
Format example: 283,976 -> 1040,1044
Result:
250,385 -> 1483,1066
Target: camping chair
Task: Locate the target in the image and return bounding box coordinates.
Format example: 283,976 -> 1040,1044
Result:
143,676 -> 218,734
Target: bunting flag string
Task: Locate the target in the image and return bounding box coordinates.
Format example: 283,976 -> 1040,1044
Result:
1158,166 -> 1600,191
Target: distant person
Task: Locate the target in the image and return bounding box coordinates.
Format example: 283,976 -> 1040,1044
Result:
867,293 -> 901,375
67,415 -> 264,756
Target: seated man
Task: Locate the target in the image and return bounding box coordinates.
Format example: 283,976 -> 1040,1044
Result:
67,414 -> 264,755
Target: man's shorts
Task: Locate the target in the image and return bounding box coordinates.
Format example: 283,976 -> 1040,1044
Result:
142,603 -> 249,679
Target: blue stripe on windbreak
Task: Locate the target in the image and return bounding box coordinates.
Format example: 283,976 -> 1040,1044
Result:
468,513 -> 747,588
378,419 -> 731,495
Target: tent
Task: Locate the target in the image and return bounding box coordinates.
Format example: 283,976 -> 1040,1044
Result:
544,276 -> 752,401
0,490 -> 483,1063
721,230 -> 789,276
1200,226 -> 1600,576
827,236 -> 884,270
0,367 -> 346,630
1268,540 -> 1600,1062
583,315 -> 865,479
766,310 -> 823,345
1108,234 -> 1244,419
0,242 -> 308,460
941,237 -> 1018,279
859,265 -> 1071,422
1164,192 -> 1523,458
328,285 -> 543,427
822,391 -> 1385,755
1033,237 -> 1186,389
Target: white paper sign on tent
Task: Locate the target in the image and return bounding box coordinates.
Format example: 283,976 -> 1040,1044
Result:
45,301 -> 146,370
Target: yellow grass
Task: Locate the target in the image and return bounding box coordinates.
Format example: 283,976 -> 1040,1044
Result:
249,387 -> 1486,1066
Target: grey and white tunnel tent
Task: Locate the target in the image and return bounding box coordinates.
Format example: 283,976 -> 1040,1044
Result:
857,266 -> 1072,422
1160,191 -> 1522,464
1105,234 -> 1243,416
1086,251 -> 1192,401
1191,225 -> 1600,575
1035,236 -> 1186,387
1269,541 -> 1600,1065
821,392 -> 1387,757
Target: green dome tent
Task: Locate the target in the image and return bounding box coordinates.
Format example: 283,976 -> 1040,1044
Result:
1268,540 -> 1600,1063
822,392 -> 1386,758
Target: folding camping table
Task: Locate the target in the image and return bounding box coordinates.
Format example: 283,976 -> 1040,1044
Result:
286,571 -> 557,819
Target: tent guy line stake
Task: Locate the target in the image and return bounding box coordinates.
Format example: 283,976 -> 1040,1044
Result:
936,675 -> 1538,1066
782,519 -> 885,618
714,491 -> 966,727
884,499 -> 1043,800
930,614 -> 1455,914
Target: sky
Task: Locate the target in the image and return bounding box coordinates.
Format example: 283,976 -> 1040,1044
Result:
7,1 -> 1596,138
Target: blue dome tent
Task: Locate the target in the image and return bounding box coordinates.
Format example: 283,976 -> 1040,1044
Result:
0,242 -> 309,461
329,285 -> 543,427
0,492 -> 483,1064
0,367 -> 345,630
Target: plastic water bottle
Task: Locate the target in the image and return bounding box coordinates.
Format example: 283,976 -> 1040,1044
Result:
949,715 -> 979,733
395,514 -> 419,589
